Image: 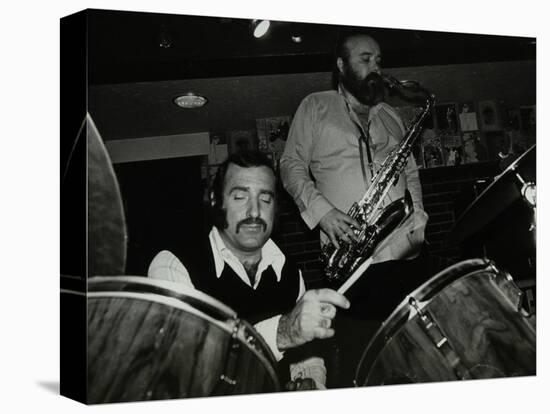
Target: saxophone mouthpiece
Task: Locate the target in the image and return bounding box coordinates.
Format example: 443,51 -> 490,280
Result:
381,74 -> 402,90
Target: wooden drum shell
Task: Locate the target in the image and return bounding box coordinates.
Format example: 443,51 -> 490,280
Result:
81,276 -> 280,403
355,259 -> 536,386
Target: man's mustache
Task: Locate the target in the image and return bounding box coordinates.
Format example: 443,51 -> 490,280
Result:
236,217 -> 267,233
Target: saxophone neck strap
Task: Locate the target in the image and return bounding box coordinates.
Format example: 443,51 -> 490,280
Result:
340,87 -> 375,185
358,127 -> 373,186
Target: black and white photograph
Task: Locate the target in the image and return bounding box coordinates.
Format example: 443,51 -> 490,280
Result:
6,2 -> 547,414
59,7 -> 539,405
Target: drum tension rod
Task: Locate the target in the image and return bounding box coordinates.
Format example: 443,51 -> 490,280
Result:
218,318 -> 241,388
409,297 -> 446,348
409,297 -> 471,380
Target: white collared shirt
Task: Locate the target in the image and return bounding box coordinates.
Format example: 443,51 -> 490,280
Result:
209,226 -> 287,289
148,227 -> 305,361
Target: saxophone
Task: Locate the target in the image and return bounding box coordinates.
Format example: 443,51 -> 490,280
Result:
321,74 -> 435,285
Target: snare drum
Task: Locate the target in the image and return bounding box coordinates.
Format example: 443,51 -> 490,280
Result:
81,276 -> 280,403
355,259 -> 536,386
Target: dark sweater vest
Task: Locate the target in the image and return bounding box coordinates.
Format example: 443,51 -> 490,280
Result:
170,231 -> 301,325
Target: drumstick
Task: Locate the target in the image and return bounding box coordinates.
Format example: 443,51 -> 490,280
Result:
337,257 -> 374,295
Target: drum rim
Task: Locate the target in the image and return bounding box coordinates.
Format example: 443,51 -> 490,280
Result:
354,258 -> 493,386
88,290 -> 235,332
88,275 -> 238,319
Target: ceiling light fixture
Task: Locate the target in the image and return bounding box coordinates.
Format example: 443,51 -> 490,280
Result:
173,92 -> 208,109
251,19 -> 270,38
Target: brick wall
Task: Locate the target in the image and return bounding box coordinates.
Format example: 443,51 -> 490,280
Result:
272,162 -> 500,288
419,162 -> 499,261
272,193 -> 323,287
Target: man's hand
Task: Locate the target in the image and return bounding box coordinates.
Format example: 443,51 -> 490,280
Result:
319,208 -> 360,249
276,289 -> 350,350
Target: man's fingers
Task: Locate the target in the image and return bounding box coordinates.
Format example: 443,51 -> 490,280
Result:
337,227 -> 353,244
340,213 -> 361,230
320,303 -> 336,319
338,224 -> 359,243
329,229 -> 340,249
319,317 -> 332,329
339,221 -> 360,242
314,288 -> 351,309
313,326 -> 335,339
320,208 -> 360,247
345,226 -> 360,242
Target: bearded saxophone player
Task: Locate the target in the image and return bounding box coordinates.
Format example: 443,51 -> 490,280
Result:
280,33 -> 430,290
323,74 -> 434,289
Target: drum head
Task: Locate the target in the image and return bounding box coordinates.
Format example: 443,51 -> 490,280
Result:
84,276 -> 280,403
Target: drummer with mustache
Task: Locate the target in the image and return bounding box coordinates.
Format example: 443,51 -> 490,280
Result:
148,150 -> 350,390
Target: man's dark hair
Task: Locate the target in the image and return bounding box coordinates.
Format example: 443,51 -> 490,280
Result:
210,150 -> 277,229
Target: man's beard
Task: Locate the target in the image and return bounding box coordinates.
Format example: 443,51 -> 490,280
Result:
340,64 -> 385,106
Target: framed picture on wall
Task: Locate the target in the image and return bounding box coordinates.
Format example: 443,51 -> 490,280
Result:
458,101 -> 478,132
421,128 -> 444,168
434,103 -> 459,133
256,115 -> 292,155
478,100 -> 502,131
462,131 -> 488,163
257,115 -> 291,171
208,131 -> 228,165
441,133 -> 464,166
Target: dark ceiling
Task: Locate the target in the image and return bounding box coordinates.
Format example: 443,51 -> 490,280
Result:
87,8 -> 536,85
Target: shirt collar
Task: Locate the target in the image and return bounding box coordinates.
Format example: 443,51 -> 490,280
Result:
209,226 -> 286,284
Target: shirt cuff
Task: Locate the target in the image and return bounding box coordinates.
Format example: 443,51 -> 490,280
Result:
253,314 -> 284,361
300,197 -> 334,229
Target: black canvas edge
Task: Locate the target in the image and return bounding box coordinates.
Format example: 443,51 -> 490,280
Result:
60,9 -> 88,404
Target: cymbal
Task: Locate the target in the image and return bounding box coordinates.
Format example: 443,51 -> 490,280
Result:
451,144 -> 536,243
87,113 -> 128,276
